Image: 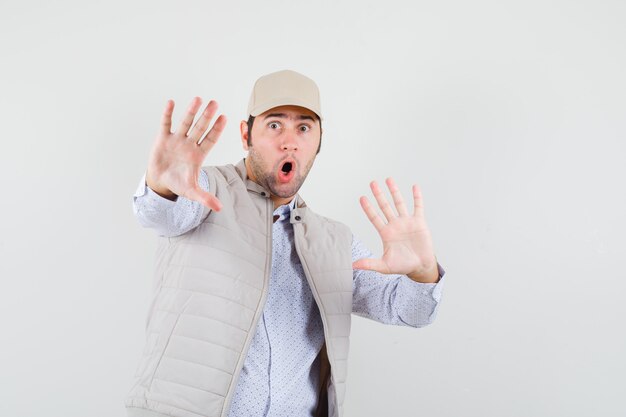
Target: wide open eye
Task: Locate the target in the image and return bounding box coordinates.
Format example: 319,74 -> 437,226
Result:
299,125 -> 310,132
269,122 -> 280,129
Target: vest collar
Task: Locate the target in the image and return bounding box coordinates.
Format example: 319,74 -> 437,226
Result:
234,158 -> 270,197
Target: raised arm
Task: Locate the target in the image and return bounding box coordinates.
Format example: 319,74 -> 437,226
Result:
352,234 -> 445,327
132,170 -> 210,237
132,97 -> 227,237
352,178 -> 445,327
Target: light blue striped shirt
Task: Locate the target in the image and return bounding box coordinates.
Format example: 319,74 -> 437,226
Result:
132,169 -> 445,416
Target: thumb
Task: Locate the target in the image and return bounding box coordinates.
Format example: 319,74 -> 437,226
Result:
185,187 -> 223,212
352,258 -> 388,273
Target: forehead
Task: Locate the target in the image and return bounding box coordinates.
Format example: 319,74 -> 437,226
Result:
258,105 -> 318,120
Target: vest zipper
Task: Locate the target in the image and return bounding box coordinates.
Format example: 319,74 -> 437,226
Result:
292,221 -> 339,415
221,196 -> 274,417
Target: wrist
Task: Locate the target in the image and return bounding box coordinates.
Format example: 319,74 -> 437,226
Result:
407,262 -> 439,283
145,179 -> 177,201
151,188 -> 178,201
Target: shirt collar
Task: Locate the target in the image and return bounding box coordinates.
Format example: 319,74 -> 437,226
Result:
273,197 -> 297,221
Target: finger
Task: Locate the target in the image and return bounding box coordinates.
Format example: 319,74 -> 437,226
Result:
352,258 -> 389,273
184,186 -> 223,212
412,184 -> 425,218
359,196 -> 386,233
160,99 -> 174,135
198,114 -> 227,152
385,177 -> 409,216
176,97 -> 203,137
188,100 -> 218,142
370,180 -> 396,222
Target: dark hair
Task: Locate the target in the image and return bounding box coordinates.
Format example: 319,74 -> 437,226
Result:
247,114 -> 322,154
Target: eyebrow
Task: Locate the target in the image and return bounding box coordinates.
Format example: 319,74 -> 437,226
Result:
263,113 -> 315,122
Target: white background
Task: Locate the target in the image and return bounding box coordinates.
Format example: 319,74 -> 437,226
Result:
1,0 -> 624,416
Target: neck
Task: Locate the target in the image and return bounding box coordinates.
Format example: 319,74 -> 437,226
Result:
271,195 -> 294,210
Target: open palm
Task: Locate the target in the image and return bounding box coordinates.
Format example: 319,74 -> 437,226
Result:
352,178 -> 438,282
146,97 -> 227,211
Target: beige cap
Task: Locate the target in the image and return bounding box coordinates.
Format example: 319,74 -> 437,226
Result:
247,69 -> 322,119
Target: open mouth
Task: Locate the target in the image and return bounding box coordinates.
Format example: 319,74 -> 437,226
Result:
281,162 -> 293,173
278,160 -> 295,183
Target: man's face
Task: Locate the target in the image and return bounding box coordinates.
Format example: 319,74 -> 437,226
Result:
240,105 -> 322,201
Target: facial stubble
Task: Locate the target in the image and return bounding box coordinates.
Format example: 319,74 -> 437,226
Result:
247,148 -> 316,199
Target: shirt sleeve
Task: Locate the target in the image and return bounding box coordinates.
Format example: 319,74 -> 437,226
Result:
351,234 -> 445,328
131,170 -> 210,237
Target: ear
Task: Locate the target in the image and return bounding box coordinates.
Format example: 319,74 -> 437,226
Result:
240,120 -> 249,151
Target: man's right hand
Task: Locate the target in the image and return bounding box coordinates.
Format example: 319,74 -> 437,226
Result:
145,97 -> 227,212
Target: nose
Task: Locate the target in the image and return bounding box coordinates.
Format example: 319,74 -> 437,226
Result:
280,131 -> 298,152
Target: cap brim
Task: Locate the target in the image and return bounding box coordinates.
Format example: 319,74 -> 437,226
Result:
249,96 -> 322,120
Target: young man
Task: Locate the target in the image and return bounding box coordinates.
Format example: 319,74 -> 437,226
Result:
126,70 -> 445,417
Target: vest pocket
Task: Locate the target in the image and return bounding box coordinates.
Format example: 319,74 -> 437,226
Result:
146,292 -> 194,391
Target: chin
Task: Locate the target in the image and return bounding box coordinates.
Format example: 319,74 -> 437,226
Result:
269,183 -> 301,199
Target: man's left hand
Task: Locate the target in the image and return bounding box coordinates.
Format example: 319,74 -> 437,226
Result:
352,178 -> 439,283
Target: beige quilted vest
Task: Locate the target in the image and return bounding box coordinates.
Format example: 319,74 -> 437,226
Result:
126,159 -> 353,417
